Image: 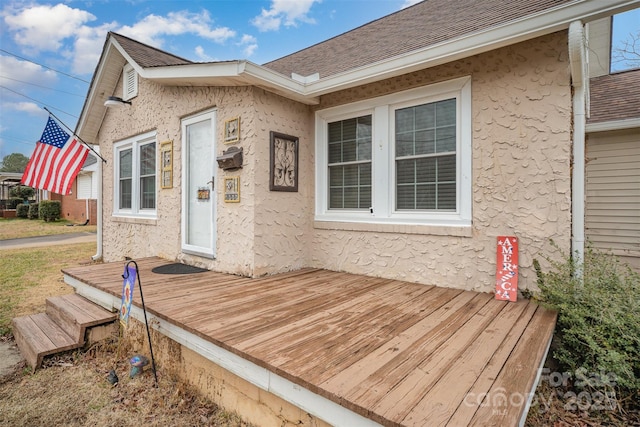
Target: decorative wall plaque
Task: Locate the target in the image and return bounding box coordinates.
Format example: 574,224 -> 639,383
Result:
269,131 -> 298,192
224,176 -> 240,203
160,140 -> 173,189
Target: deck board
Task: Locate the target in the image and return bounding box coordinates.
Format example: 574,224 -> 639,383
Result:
62,257 -> 556,427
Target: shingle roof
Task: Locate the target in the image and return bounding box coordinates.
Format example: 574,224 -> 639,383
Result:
588,69 -> 640,123
262,0 -> 574,78
110,32 -> 192,68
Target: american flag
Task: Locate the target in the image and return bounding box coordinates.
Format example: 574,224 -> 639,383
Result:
21,117 -> 89,195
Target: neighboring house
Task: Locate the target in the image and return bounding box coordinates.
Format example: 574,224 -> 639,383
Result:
76,1 -> 639,290
48,153 -> 99,225
584,17 -> 640,270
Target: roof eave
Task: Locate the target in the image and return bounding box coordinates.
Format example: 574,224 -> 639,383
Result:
141,61 -> 319,105
76,0 -> 638,142
302,0 -> 640,97
140,0 -> 639,102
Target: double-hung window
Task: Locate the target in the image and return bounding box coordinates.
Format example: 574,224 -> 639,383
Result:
315,76 -> 471,227
114,131 -> 157,218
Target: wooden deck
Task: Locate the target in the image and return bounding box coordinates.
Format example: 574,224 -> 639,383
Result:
62,257 -> 556,427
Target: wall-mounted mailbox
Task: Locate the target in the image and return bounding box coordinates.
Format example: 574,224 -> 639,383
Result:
216,146 -> 243,170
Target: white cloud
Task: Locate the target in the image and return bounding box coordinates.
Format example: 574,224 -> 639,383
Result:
252,0 -> 319,32
2,4 -> 237,75
4,3 -> 96,52
117,10 -> 235,48
238,34 -> 258,58
0,56 -> 58,90
401,0 -> 423,8
72,23 -> 118,75
13,101 -> 45,115
194,46 -> 214,62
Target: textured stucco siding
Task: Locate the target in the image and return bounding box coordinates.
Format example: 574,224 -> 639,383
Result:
252,90 -> 314,276
99,82 -> 263,275
100,30 -> 572,294
310,31 -> 572,292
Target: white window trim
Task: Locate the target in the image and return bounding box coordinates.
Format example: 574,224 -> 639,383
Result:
315,76 -> 472,228
113,130 -> 157,219
123,63 -> 138,101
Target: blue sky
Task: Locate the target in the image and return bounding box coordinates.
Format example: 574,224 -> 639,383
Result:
0,1 -> 638,161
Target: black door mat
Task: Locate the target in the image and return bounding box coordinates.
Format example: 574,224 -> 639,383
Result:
151,263 -> 208,275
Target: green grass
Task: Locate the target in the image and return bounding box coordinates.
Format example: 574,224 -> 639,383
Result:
0,242 -> 96,336
0,217 -> 96,240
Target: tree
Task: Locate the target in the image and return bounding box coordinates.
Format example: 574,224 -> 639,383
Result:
0,153 -> 29,172
10,185 -> 35,200
611,30 -> 640,71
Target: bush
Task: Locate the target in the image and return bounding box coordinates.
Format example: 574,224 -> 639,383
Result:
38,200 -> 61,222
8,197 -> 23,209
534,244 -> 640,398
9,185 -> 35,200
16,203 -> 29,218
28,203 -> 39,219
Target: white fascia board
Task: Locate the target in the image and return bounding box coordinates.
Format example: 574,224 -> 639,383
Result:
586,118 -> 640,132
142,60 -> 319,105
109,37 -> 146,76
76,41 -> 122,140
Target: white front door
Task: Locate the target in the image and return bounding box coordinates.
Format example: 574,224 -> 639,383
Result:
181,110 -> 217,258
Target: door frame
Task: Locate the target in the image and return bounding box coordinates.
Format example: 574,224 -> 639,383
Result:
181,109 -> 217,258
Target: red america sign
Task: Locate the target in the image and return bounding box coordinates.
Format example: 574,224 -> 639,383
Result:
495,236 -> 519,301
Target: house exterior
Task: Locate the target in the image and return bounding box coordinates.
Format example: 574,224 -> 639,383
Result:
77,0 -> 639,293
49,153 -> 99,225
584,18 -> 640,270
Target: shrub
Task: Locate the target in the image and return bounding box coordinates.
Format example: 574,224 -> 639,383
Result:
38,200 -> 61,222
9,197 -> 23,209
9,185 -> 34,200
16,203 -> 29,218
534,244 -> 640,399
28,203 -> 39,219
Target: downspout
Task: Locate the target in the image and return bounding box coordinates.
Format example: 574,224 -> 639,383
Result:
568,21 -> 587,270
92,146 -> 103,261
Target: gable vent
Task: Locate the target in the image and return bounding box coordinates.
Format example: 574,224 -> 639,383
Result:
123,64 -> 138,100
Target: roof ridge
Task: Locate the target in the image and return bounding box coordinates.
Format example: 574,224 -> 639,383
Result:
109,31 -> 193,66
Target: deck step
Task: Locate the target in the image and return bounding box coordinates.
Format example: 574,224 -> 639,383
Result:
12,294 -> 117,370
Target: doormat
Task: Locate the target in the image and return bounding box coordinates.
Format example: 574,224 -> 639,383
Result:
151,263 -> 208,275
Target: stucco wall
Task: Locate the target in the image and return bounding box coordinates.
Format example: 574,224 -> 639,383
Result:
309,31 -> 572,293
252,90 -> 314,276
99,82 -> 265,275
99,30 -> 572,294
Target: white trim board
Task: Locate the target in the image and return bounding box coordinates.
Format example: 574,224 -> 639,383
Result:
64,274 -> 382,427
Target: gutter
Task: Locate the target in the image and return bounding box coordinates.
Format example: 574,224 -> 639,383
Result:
568,21 -> 587,268
91,146 -> 103,261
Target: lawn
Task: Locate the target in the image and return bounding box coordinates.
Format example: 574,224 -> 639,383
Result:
0,217 -> 96,240
0,221 -> 251,427
0,242 -> 95,336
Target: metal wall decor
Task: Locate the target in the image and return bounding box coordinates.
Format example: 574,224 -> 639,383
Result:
269,131 -> 298,192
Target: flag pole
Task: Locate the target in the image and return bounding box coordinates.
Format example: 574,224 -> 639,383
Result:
43,107 -> 107,163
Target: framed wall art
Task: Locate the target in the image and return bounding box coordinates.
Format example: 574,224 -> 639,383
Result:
269,131 -> 299,192
224,117 -> 240,144
160,140 -> 173,189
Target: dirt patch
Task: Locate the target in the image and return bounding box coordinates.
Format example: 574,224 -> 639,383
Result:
0,339 -> 253,427
0,338 -> 22,375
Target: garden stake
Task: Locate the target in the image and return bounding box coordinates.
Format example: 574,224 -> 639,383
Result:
122,260 -> 158,386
